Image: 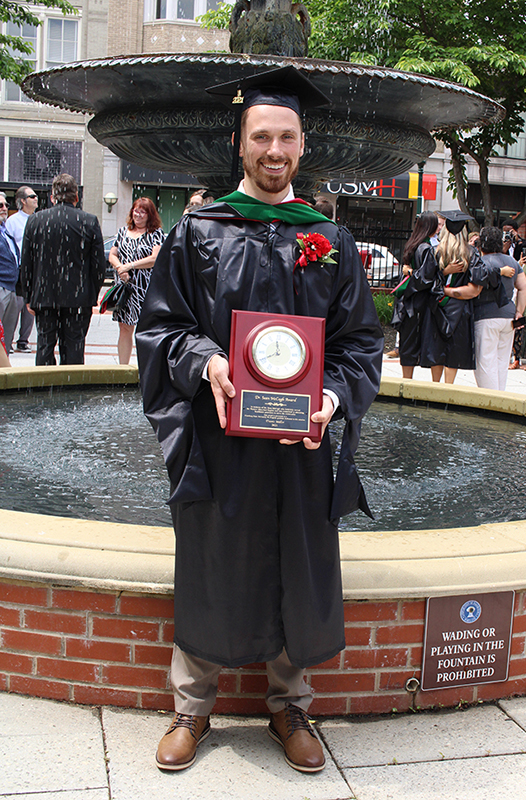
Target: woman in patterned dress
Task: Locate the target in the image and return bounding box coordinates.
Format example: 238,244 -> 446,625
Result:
108,197 -> 165,364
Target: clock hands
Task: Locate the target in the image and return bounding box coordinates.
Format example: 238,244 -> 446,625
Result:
269,340 -> 281,358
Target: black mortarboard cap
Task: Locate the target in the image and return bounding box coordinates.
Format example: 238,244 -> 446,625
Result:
206,66 -> 331,182
439,209 -> 474,235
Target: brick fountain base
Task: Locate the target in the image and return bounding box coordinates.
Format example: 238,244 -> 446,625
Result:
1,367 -> 526,715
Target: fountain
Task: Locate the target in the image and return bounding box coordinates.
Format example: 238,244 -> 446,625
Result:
2,3 -> 525,715
20,5 -> 503,196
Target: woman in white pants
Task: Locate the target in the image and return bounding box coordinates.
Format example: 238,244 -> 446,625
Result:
474,227 -> 526,390
441,226 -> 526,390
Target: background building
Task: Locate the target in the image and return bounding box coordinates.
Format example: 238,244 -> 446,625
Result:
101,0 -> 229,238
2,1 -> 525,256
0,0 -> 108,218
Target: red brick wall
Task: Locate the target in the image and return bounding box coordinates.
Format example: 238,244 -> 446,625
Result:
1,579 -> 525,715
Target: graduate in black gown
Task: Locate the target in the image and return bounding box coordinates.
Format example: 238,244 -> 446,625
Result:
136,67 -> 383,774
392,211 -> 440,378
420,211 -> 495,383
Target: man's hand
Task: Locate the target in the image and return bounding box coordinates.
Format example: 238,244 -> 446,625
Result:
280,393 -> 334,450
208,354 -> 235,429
501,265 -> 515,278
26,304 -> 35,317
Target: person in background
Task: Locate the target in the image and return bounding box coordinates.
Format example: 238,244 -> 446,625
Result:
20,173 -> 106,366
429,212 -> 445,247
501,218 -> 525,261
501,219 -> 526,369
313,197 -> 334,220
468,231 -> 481,251
420,211 -> 485,383
108,197 -> 165,364
188,191 -> 204,207
0,192 -> 20,355
5,186 -> 38,353
471,226 -> 526,389
392,211 -> 441,378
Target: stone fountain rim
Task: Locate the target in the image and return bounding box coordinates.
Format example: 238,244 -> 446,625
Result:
1,366 -> 525,601
21,51 -> 505,125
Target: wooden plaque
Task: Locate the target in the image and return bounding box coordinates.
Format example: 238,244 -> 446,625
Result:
226,310 -> 325,441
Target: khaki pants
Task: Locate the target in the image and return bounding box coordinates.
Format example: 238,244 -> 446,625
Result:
170,646 -> 312,716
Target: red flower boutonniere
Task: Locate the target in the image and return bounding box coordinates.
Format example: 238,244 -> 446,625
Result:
295,232 -> 338,272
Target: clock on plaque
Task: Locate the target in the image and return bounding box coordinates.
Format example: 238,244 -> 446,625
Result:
226,310 -> 325,441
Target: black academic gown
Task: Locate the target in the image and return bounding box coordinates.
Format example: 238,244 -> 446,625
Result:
420,249 -> 493,370
397,241 -> 437,367
136,202 -> 383,668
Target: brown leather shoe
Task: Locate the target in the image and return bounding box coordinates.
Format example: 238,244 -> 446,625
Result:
268,704 -> 325,772
155,713 -> 210,771
509,360 -> 520,370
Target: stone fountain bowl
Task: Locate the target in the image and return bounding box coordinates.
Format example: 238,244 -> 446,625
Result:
21,53 -> 504,193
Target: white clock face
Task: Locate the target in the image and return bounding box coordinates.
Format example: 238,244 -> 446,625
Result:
252,326 -> 306,380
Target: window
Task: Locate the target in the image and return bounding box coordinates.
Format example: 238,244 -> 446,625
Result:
2,15 -> 79,104
4,22 -> 38,103
8,138 -> 82,184
155,0 -> 167,19
177,0 -> 194,20
147,0 -> 229,22
46,19 -> 78,69
494,116 -> 526,160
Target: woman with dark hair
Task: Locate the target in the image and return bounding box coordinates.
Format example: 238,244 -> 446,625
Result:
473,226 -> 526,389
393,211 -> 452,378
109,197 -> 165,364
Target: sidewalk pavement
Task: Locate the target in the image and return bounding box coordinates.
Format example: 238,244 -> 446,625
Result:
8,311 -> 526,391
2,691 -> 526,799
8,309 -> 134,369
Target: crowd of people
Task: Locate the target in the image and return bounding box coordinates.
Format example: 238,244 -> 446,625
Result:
1,173 -> 525,397
391,210 -> 526,391
0,175 -> 169,367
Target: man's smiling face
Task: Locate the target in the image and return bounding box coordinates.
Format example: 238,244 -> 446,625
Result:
240,104 -> 305,200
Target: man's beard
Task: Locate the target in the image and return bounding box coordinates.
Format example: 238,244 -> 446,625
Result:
243,156 -> 300,195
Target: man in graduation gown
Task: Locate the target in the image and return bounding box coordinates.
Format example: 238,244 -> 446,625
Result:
136,66 -> 383,774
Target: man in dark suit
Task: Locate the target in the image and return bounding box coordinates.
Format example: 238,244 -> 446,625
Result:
20,173 -> 106,365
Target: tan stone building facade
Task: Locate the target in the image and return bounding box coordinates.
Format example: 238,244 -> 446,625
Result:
0,0 -> 229,236
0,0 -> 109,219
98,0 -> 230,236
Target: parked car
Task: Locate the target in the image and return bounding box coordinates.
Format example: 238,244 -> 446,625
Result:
354,242 -> 400,286
104,236 -> 115,279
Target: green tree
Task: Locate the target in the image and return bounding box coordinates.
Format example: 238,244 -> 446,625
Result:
0,0 -> 76,84
197,0 -> 232,33
306,0 -> 526,226
202,1 -> 526,225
